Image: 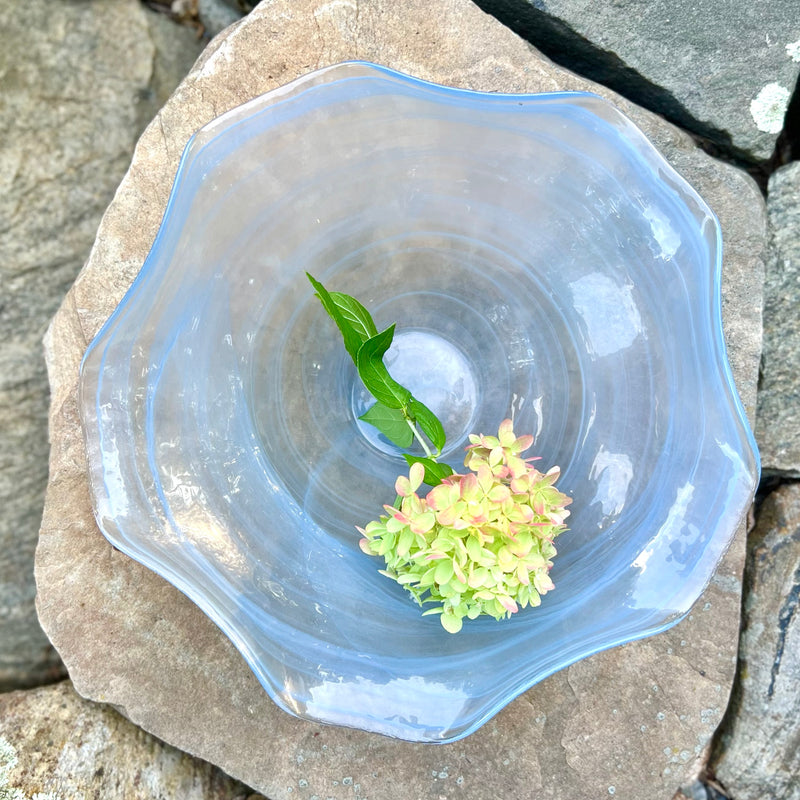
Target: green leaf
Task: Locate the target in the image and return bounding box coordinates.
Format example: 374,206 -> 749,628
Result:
403,455 -> 454,486
307,274 -> 451,459
408,397 -> 446,453
356,326 -> 412,410
328,291 -> 378,343
306,273 -> 363,362
360,403 -> 414,448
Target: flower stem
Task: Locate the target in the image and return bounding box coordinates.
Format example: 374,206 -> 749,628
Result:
406,417 -> 434,458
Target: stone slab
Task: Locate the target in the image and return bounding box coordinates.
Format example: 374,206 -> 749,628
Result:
0,680 -> 264,799
756,161 -> 800,476
0,0 -> 203,690
710,482 -> 800,800
35,1 -> 765,798
475,0 -> 800,161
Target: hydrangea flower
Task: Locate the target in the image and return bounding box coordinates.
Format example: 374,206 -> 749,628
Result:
358,420 -> 571,633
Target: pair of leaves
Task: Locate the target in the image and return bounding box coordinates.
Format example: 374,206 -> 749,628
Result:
307,273 -> 447,462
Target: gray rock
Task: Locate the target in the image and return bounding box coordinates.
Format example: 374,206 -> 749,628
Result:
0,0 -> 203,690
756,162 -> 800,476
475,0 -> 800,161
676,780 -> 731,800
34,1 -> 765,798
711,482 -> 800,799
197,0 -> 245,37
0,680 -> 262,799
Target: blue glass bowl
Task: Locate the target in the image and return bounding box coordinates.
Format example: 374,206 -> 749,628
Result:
79,62 -> 759,743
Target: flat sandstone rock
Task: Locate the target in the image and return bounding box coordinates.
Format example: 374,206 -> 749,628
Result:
35,1 -> 765,798
0,680 -> 262,799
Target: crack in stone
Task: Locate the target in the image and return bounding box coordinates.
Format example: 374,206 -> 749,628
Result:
768,569 -> 800,698
468,0 -> 783,173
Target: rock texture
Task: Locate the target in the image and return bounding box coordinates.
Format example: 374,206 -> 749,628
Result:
197,0 -> 247,37
474,0 -> 800,161
710,482 -> 800,800
756,162 -> 800,476
35,1 -> 765,798
0,680 -> 263,799
0,0 -> 203,690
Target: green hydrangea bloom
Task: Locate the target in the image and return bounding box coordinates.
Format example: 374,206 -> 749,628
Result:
358,419 -> 571,633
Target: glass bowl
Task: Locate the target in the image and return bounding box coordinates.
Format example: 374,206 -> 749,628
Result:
79,62 -> 759,743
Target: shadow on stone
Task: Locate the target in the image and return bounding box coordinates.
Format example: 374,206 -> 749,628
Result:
471,0 -> 779,186
706,480 -> 800,799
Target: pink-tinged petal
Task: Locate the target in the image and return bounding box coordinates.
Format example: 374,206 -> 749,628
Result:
459,472 -> 479,501
395,474 -> 411,497
436,506 -> 458,527
452,559 -> 467,584
476,463 -> 494,493
385,516 -> 407,534
426,551 -> 448,560
509,540 -> 532,559
514,433 -> 534,453
489,445 -> 504,467
518,503 -> 535,523
430,482 -> 460,510
410,511 -> 436,535
536,467 -> 560,487
408,461 -> 425,492
509,476 -> 529,494
506,455 -> 527,479
493,464 -> 510,480
488,483 -> 511,503
359,538 -> 374,555
497,418 -> 515,446
516,563 -> 530,585
465,503 -> 488,525
464,452 -> 483,470
525,553 -> 547,570
499,595 -> 519,614
534,572 -> 555,593
479,434 -> 500,450
426,486 -> 443,510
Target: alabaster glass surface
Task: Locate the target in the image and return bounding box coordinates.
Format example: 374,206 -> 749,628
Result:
79,62 -> 759,743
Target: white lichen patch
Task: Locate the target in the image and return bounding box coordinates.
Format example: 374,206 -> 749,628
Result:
0,736 -> 24,800
786,40 -> 800,62
750,83 -> 791,133
0,737 -> 18,774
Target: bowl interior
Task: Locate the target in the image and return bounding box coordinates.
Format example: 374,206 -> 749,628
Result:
80,62 -> 759,742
